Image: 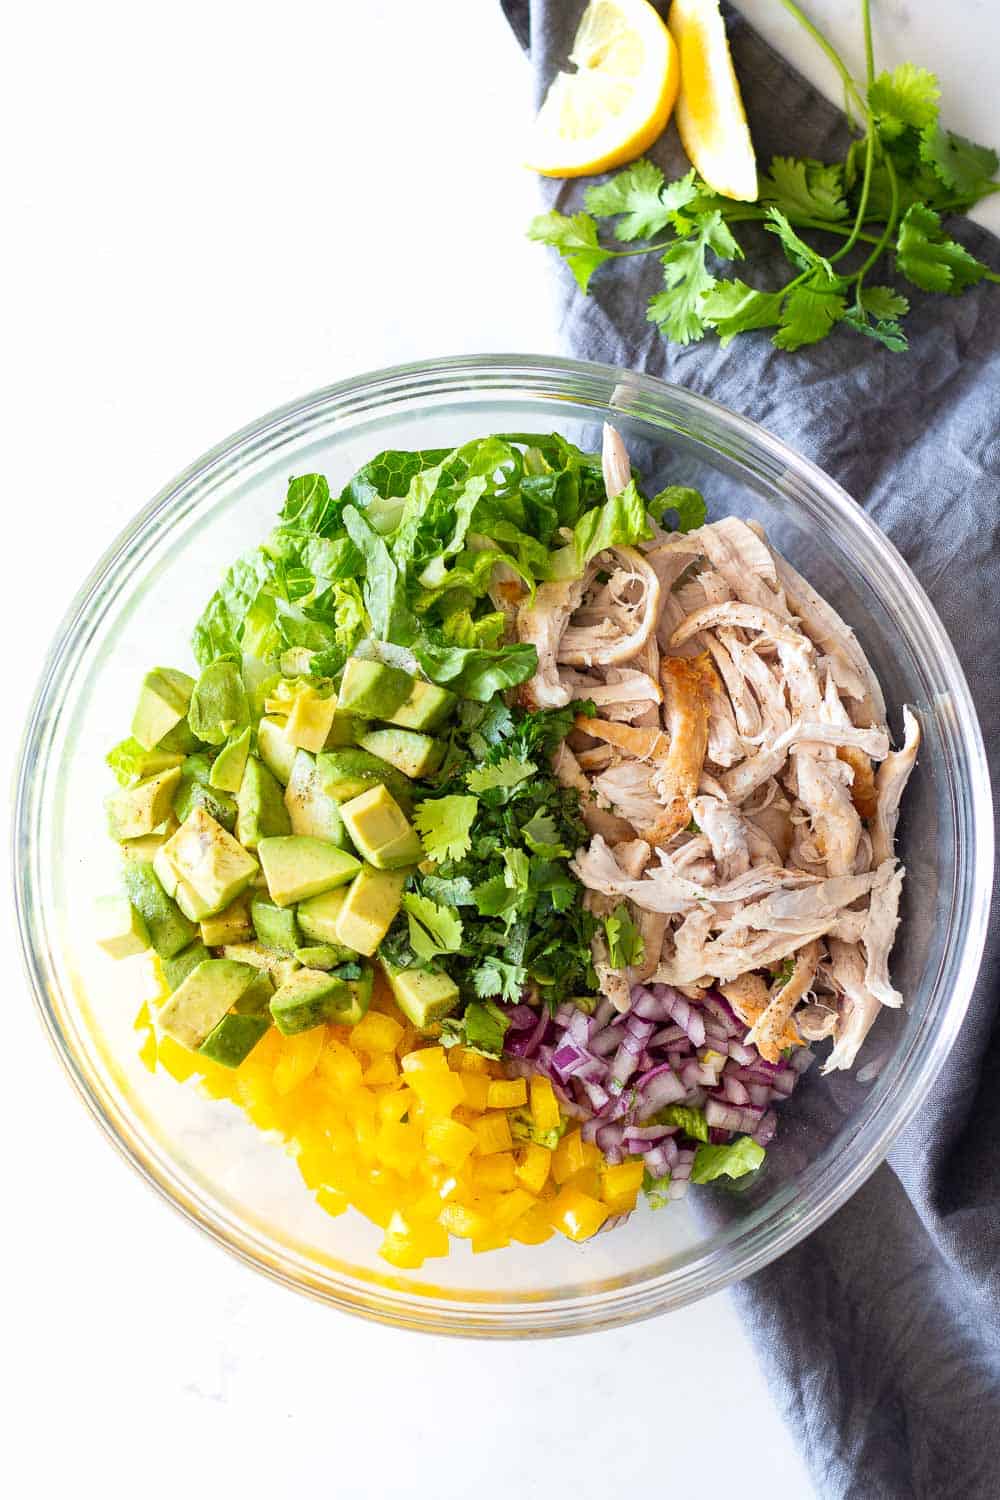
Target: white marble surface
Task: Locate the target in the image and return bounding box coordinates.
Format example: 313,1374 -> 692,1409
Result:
4,3 -> 998,1496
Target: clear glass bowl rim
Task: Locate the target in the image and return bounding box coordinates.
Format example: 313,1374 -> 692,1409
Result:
13,353 -> 993,1338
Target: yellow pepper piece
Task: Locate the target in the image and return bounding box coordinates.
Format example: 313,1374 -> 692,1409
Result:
448,1046 -> 492,1074
471,1153 -> 518,1192
552,1127 -> 602,1184
600,1158 -> 645,1213
351,1011 -> 404,1053
361,1054 -> 398,1087
530,1074 -> 560,1133
424,1116 -> 478,1171
473,1112 -> 514,1156
407,1068 -> 464,1116
487,1078 -> 528,1109
273,1029 -> 326,1095
316,1186 -> 348,1217
401,1045 -> 447,1075
459,1073 -> 491,1111
317,1036 -> 363,1092
549,1185 -> 611,1242
440,1203 -> 491,1240
493,1187 -> 537,1231
515,1142 -> 552,1195
510,1201 -> 556,1245
471,1229 -> 511,1254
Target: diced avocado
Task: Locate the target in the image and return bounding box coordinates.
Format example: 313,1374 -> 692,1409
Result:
316,748 -> 413,811
199,893 -> 253,947
337,658 -> 412,718
340,785 -> 423,870
153,843 -> 179,898
257,836 -> 360,907
257,717 -> 298,786
284,750 -> 349,847
106,766 -> 183,841
131,668 -> 195,751
286,687 -> 339,753
157,958 -> 259,1050
296,887 -> 351,947
269,968 -> 353,1036
122,860 -> 198,958
198,1012 -> 270,1068
383,962 -> 460,1029
324,712 -> 368,749
188,660 -> 250,747
328,962 -> 374,1026
358,728 -> 444,779
250,896 -> 302,955
158,718 -> 203,755
161,807 -> 259,918
209,727 -> 252,793
293,944 -> 352,970
333,865 -> 407,956
107,737 -> 186,785
94,895 -> 150,958
121,830 -> 172,864
234,969 -> 275,1014
174,754 -> 238,832
236,754 -> 292,849
221,942 -> 300,987
387,679 -> 455,733
161,939 -> 211,992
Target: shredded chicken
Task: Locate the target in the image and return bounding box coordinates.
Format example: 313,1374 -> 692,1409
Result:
559,432 -> 917,1072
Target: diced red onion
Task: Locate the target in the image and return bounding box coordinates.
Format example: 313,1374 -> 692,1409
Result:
705,1098 -> 746,1133
721,1075 -> 750,1107
634,1064 -> 687,1118
590,1024 -> 624,1058
747,1082 -> 771,1109
610,1044 -> 641,1089
650,1024 -> 688,1048
753,1110 -> 778,1147
594,997 -> 617,1029
506,1004 -> 538,1031
631,987 -> 671,1022
770,1069 -> 796,1098
643,1142 -> 673,1179
726,1039 -> 757,1065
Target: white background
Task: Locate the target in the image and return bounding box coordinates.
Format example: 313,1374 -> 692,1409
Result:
4,4 -> 997,1496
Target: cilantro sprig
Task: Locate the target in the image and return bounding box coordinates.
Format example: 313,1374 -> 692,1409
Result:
528,0 -> 998,354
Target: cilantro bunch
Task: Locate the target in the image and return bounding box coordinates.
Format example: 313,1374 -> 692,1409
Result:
380,700 -> 600,1055
529,0 -> 999,353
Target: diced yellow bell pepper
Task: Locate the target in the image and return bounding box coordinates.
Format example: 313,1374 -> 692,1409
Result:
316,1186 -> 348,1217
424,1116 -> 478,1171
378,1087 -> 414,1126
448,1046 -> 492,1075
317,1036 -> 363,1092
562,1166 -> 602,1198
473,1112 -> 514,1156
459,1073 -> 491,1111
471,1229 -> 511,1254
407,1068 -> 464,1117
552,1127 -> 602,1184
515,1142 -> 552,1195
401,1045 -> 447,1075
471,1153 -> 518,1192
600,1158 -> 645,1213
487,1078 -> 528,1109
510,1202 -> 556,1245
376,1121 -> 422,1176
273,1028 -> 326,1095
361,1054 -> 398,1087
440,1203 -> 490,1240
530,1074 -> 560,1133
351,1011 -> 404,1053
493,1187 -> 536,1230
549,1185 -> 610,1242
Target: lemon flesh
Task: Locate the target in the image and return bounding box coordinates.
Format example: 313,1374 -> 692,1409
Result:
526,0 -> 679,178
668,0 -> 757,201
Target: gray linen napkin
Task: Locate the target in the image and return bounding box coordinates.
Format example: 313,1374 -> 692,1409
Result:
503,3 -> 1000,1495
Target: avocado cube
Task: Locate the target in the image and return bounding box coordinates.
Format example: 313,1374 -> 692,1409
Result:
269,968 -> 353,1036
257,835 -> 361,907
329,963 -> 374,1026
333,865 -> 407,957
175,754 -> 238,832
209,727 -> 252,793
131,668 -> 195,751
153,843 -> 179,898
358,728 -> 444,779
199,894 -> 254,947
161,939 -> 212,992
198,1012 -> 270,1068
236,755 -> 292,850
337,658 -> 412,718
383,963 -> 460,1029
121,830 -> 172,864
387,679 -> 455,733
158,718 -> 203,755
106,766 -> 183,842
286,687 -> 339,753
250,896 -> 302,955
157,958 -> 259,1050
316,748 -> 413,812
293,944 -> 354,970
296,887 -> 351,946
94,895 -> 150,959
324,712 -> 368,749
234,969 -> 275,1014
122,860 -> 198,958
257,717 -> 298,786
221,942 -> 301,987
161,807 -> 259,918
340,785 -> 423,870
284,751 -> 349,846
107,737 -> 186,786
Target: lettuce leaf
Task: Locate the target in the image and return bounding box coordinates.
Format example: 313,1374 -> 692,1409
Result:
413,637 -> 537,701
690,1135 -> 765,1183
547,479 -> 652,578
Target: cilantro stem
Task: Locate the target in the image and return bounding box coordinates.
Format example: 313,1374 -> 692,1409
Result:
604,214 -> 882,262
854,144 -> 900,301
777,0 -> 867,114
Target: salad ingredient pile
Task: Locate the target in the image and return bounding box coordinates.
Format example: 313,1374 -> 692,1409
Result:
98,424 -> 915,1266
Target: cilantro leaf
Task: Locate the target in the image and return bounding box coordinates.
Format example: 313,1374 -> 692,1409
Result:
869,64 -> 940,138
918,125 -> 999,199
699,279 -> 785,347
764,208 -> 833,275
772,278 -> 847,351
843,311 -> 909,353
469,961 -> 528,1005
603,903 -> 645,970
759,156 -> 848,222
419,874 -> 475,906
402,893 -> 463,962
647,211 -> 742,344
502,846 -> 531,893
585,159 -> 674,240
521,810 -> 570,858
470,874 -> 519,918
896,203 -> 993,293
413,794 -> 478,862
466,756 -> 536,795
690,1135 -> 766,1184
440,998 -> 513,1058
526,210 -> 613,293
860,285 -> 910,319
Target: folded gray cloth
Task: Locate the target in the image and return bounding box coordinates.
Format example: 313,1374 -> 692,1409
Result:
503,4 -> 1000,1495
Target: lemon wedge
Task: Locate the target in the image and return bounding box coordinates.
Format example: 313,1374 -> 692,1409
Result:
668,0 -> 757,201
526,0 -> 680,178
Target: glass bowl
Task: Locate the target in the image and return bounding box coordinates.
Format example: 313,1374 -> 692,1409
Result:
13,355 -> 992,1336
